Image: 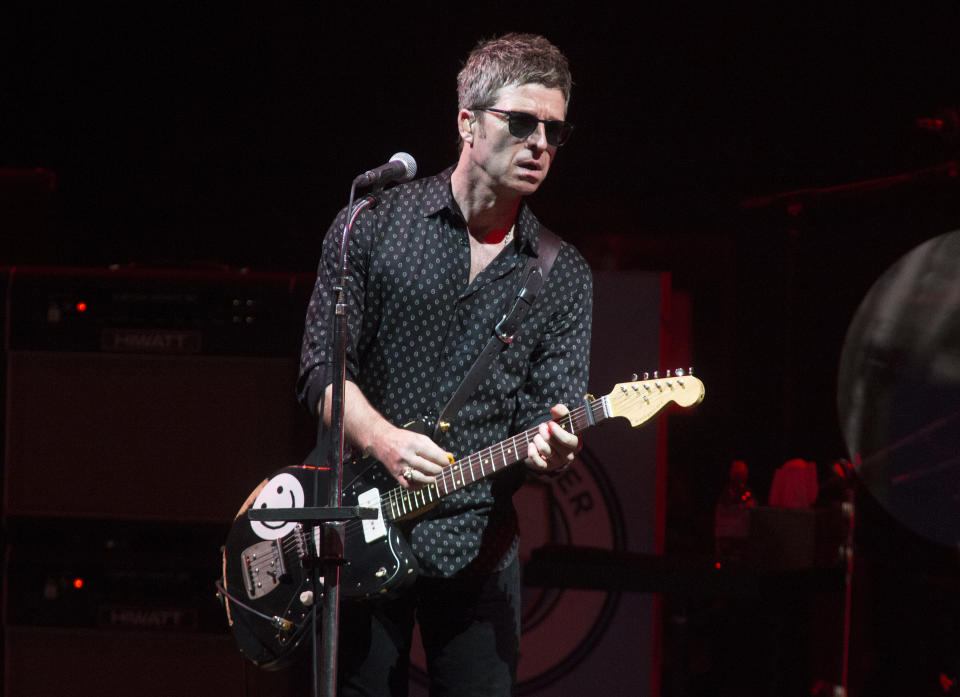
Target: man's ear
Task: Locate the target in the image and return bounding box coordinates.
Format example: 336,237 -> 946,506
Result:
458,109 -> 476,145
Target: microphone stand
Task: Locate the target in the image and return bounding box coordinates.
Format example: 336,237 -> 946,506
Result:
316,187 -> 379,697
246,186 -> 379,697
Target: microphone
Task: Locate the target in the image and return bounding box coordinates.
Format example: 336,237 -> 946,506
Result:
353,152 -> 417,190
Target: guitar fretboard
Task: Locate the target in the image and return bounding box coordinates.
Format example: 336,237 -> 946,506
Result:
381,396 -> 609,522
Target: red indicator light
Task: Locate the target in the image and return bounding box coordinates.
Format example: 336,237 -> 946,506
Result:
73,577 -> 84,589
76,302 -> 87,313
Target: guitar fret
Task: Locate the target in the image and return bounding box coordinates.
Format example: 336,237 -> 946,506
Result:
384,490 -> 394,520
389,492 -> 398,520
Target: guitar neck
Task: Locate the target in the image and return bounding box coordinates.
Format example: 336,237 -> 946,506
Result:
382,397 -> 609,522
378,373 -> 705,523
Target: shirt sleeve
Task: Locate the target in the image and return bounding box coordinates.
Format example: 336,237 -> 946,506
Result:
513,243 -> 594,433
296,205 -> 375,415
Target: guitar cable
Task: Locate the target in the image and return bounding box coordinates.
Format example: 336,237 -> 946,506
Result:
214,578 -> 296,632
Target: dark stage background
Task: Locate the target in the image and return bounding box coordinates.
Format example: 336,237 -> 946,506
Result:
3,4 -> 959,696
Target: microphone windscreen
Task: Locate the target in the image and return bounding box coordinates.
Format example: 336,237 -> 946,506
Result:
389,152 -> 418,182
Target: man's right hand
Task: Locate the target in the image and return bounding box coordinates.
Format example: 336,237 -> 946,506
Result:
320,381 -> 452,490
366,423 -> 451,490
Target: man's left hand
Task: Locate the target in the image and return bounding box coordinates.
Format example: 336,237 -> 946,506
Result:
524,404 -> 582,474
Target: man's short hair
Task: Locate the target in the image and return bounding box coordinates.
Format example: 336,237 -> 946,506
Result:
457,33 -> 572,113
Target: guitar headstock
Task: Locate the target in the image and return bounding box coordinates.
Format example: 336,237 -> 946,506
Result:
605,371 -> 705,428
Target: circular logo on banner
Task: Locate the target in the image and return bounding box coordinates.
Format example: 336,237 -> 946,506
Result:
410,449 -> 626,692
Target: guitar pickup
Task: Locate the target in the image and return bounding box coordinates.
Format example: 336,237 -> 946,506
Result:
241,539 -> 287,600
357,488 -> 387,543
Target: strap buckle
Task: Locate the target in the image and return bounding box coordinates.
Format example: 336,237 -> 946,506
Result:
494,315 -> 515,344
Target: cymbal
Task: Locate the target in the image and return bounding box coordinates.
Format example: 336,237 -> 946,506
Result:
837,229 -> 960,549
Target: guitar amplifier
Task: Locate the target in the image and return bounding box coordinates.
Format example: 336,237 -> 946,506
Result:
1,266 -> 320,696
2,265 -> 317,522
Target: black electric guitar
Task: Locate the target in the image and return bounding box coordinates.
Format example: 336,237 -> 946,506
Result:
218,373 -> 705,669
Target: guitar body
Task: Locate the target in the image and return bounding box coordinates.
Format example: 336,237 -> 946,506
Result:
220,374 -> 706,669
220,465 -> 323,670
221,457 -> 422,669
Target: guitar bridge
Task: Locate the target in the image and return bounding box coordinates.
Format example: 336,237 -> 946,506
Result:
241,538 -> 288,600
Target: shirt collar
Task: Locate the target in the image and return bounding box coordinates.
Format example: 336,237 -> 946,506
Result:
422,166 -> 540,257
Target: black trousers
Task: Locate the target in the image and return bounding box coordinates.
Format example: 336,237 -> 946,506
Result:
337,557 -> 521,697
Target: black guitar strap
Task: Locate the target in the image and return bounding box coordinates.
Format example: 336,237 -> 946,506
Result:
432,225 -> 562,440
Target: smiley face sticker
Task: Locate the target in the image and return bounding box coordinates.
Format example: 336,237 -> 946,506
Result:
249,472 -> 305,540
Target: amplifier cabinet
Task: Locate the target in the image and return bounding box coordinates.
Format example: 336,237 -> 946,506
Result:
3,266 -> 316,522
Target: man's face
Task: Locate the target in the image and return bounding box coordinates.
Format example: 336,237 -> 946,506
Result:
466,82 -> 566,197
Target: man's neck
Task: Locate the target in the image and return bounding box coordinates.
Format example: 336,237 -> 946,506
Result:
450,160 -> 521,244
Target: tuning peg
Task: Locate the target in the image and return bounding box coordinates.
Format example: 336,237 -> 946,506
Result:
631,373 -> 638,381
653,371 -> 659,379
675,368 -> 685,377
643,372 -> 649,380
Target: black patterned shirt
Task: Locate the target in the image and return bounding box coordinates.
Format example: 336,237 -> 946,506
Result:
297,166 -> 592,577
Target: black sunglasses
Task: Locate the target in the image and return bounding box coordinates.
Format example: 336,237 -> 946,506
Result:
474,107 -> 574,147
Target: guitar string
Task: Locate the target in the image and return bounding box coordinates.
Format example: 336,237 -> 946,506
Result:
329,405 -> 589,548
271,396 -> 609,554
276,380 -> 693,565
376,398 -> 604,525
291,381 -> 678,547
257,382 -> 693,581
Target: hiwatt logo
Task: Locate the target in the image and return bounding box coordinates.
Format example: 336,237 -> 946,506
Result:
409,446 -> 627,694
101,329 -> 202,354
98,605 -> 199,631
